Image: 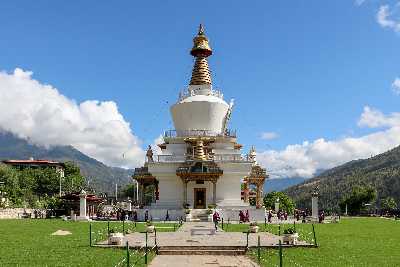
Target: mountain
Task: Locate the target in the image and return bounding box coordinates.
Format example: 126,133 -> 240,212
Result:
0,131 -> 134,194
264,177 -> 307,193
284,145 -> 400,211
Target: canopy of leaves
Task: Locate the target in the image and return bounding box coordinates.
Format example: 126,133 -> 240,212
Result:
263,191 -> 295,214
339,186 -> 376,215
381,197 -> 397,211
0,161 -> 84,208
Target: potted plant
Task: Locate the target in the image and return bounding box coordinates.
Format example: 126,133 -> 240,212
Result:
108,229 -> 124,245
282,227 -> 299,245
146,221 -> 155,233
185,208 -> 192,221
249,222 -> 259,233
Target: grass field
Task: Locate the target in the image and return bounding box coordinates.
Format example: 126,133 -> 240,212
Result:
0,219 -> 177,267
1,218 -> 399,266
225,217 -> 400,267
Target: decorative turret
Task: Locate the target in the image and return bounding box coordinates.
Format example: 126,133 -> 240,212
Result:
190,24 -> 212,85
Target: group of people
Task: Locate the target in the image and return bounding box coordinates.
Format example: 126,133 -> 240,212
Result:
239,210 -> 250,223
294,209 -> 308,223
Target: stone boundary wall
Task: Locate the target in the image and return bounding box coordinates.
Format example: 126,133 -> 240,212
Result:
136,209 -> 185,221
0,208 -> 39,219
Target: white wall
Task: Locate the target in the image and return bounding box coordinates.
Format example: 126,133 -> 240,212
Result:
171,98 -> 229,134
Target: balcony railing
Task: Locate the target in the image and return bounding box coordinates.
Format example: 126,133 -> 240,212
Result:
178,88 -> 224,102
154,153 -> 248,163
164,129 -> 236,138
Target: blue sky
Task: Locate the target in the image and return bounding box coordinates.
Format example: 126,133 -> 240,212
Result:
1,1 -> 400,177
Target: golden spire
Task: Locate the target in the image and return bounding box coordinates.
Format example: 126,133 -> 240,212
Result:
189,24 -> 213,86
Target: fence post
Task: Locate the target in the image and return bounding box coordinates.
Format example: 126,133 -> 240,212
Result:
257,235 -> 261,263
278,224 -> 281,236
145,231 -> 148,264
107,220 -> 110,235
312,224 -> 318,247
154,228 -> 158,251
89,223 -> 92,247
264,217 -> 267,229
123,220 -> 125,234
293,221 -> 296,233
246,231 -> 249,249
279,240 -> 283,267
126,241 -> 130,267
221,218 -> 224,230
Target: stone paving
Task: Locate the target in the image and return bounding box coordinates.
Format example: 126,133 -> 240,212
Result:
149,255 -> 260,267
99,222 -> 311,248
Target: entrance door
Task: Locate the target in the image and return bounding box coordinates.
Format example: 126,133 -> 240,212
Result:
194,188 -> 206,209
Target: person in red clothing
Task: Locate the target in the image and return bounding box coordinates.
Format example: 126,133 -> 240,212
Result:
213,210 -> 220,230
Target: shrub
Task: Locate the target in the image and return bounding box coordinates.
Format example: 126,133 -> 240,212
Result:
283,227 -> 296,234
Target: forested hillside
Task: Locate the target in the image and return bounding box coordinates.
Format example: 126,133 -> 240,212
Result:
285,145 -> 400,211
0,132 -> 134,194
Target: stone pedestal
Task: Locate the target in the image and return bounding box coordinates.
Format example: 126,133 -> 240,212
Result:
77,190 -> 89,221
275,199 -> 280,212
128,199 -> 132,212
312,196 -> 318,218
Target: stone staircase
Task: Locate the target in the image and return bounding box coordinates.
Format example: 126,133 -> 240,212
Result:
157,246 -> 247,255
189,209 -> 210,222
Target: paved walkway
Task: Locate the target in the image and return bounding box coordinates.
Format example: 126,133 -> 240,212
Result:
98,222 -> 312,266
149,255 -> 259,267
102,222 -> 310,248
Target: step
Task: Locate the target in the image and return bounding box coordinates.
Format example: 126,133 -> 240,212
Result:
157,249 -> 246,255
160,246 -> 244,250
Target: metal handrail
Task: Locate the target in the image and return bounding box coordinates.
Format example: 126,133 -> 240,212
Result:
164,129 -> 237,138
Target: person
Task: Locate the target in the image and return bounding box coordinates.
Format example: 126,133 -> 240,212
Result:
133,210 -> 138,222
284,211 -> 288,220
268,211 -> 272,223
213,210 -> 220,231
245,210 -> 250,222
165,210 -> 170,221
302,211 -> 306,223
239,210 -> 245,223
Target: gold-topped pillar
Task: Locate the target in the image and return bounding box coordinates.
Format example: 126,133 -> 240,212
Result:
212,180 -> 217,205
243,182 -> 249,203
256,183 -> 263,209
183,179 -> 188,205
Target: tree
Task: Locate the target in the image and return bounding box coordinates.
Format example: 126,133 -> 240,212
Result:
381,197 -> 397,211
62,162 -> 85,193
263,191 -> 295,214
123,184 -> 137,199
339,186 -> 376,215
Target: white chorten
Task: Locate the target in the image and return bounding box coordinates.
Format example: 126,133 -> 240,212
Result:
133,25 -> 267,220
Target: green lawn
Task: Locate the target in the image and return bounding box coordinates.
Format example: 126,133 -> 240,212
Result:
225,218 -> 400,267
0,219 -> 177,267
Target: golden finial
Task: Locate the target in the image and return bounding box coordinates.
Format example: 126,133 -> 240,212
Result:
198,24 -> 205,35
191,24 -> 212,57
189,24 -> 213,85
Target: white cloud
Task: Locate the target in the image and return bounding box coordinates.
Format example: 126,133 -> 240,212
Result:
376,4 -> 400,32
257,107 -> 400,179
392,77 -> 400,95
0,68 -> 145,167
260,132 -> 279,140
358,106 -> 400,128
355,0 -> 366,6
